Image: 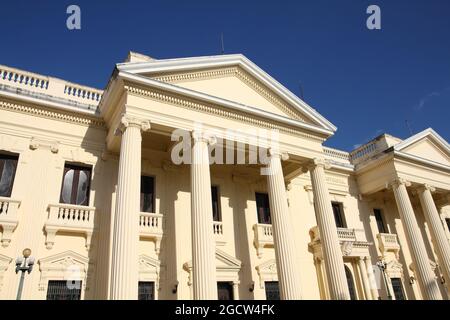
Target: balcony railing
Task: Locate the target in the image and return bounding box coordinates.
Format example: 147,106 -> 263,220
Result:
309,226 -> 371,257
0,197 -> 21,247
0,64 -> 103,108
44,203 -> 96,250
377,233 -> 400,259
213,221 -> 226,245
253,223 -> 273,258
139,212 -> 163,254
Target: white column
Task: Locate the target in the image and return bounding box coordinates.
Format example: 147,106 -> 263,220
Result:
110,115 -> 150,300
358,257 -> 373,300
266,150 -> 303,300
190,131 -> 217,300
365,257 -> 379,300
307,158 -> 350,300
232,281 -> 239,300
417,184 -> 450,292
391,178 -> 442,300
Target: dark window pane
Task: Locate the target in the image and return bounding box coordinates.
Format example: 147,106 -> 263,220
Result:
140,176 -> 155,212
256,192 -> 271,224
138,281 -> 155,300
0,154 -> 18,197
217,282 -> 233,300
374,209 -> 388,233
446,218 -> 450,232
211,186 -> 221,221
265,281 -> 280,300
391,278 -> 405,300
60,164 -> 91,206
46,280 -> 82,300
332,202 -> 346,228
345,266 -> 357,300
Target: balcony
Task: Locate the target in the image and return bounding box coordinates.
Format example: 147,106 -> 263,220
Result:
139,212 -> 163,254
309,226 -> 372,257
253,223 -> 273,258
0,197 -> 21,247
44,203 -> 96,250
213,221 -> 225,245
377,233 -> 400,259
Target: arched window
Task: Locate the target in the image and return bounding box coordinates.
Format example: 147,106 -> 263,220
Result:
60,164 -> 91,206
345,266 -> 357,300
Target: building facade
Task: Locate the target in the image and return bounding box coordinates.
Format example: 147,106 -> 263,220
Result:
0,52 -> 449,300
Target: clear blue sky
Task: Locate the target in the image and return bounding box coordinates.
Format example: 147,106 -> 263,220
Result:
1,0 -> 449,151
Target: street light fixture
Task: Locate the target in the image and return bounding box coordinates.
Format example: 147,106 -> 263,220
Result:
376,259 -> 392,300
15,248 -> 35,300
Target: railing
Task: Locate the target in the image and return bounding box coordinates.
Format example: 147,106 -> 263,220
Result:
213,221 -> 223,235
377,233 -> 400,259
309,226 -> 370,256
139,212 -> 163,254
0,64 -> 102,107
45,203 -> 96,249
213,221 -> 226,245
0,197 -> 21,247
253,223 -> 273,257
350,141 -> 378,162
323,147 -> 350,161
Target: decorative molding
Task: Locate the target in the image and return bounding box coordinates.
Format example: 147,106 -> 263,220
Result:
152,67 -> 310,123
255,259 -> 278,289
0,254 -> 12,292
29,137 -> 59,153
38,250 -> 93,292
138,254 -> 161,295
124,84 -> 326,142
0,100 -> 104,128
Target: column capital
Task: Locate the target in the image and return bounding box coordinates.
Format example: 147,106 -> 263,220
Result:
191,130 -> 217,146
417,183 -> 436,193
115,114 -> 151,135
389,178 -> 411,189
268,148 -> 289,161
303,158 -> 331,172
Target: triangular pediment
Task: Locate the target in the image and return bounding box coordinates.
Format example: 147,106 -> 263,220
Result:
117,54 -> 336,133
394,129 -> 450,167
38,250 -> 89,272
183,249 -> 241,271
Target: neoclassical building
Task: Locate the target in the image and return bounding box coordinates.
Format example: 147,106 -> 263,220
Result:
0,52 -> 449,300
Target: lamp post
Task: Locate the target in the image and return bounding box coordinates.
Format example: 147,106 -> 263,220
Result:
15,248 -> 35,300
376,260 -> 392,300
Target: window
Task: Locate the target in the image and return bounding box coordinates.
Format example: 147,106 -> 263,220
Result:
46,280 -> 82,300
140,176 -> 155,212
390,278 -> 405,300
256,192 -> 271,224
211,185 -> 221,221
345,266 -> 357,300
60,164 -> 91,206
446,218 -> 450,232
0,153 -> 18,197
332,202 -> 347,228
265,281 -> 280,300
217,282 -> 233,300
374,208 -> 388,233
138,281 -> 155,300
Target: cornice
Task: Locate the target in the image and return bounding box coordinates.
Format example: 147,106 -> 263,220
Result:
152,66 -> 309,123
123,83 -> 326,143
0,99 -> 105,128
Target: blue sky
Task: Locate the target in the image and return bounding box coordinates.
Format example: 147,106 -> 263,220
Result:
1,0 -> 449,151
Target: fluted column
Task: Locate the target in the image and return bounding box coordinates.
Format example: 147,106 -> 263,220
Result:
358,257 -> 373,300
417,184 -> 450,293
110,115 -> 150,300
307,158 -> 350,300
265,149 -> 302,299
191,131 -> 217,300
391,178 -> 442,300
365,257 -> 379,300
